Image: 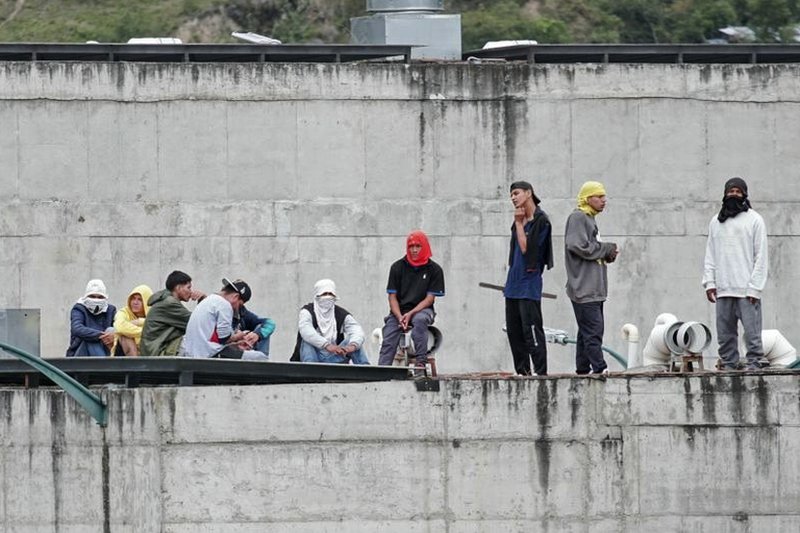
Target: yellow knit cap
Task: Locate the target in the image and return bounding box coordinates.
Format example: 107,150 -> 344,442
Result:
577,181 -> 607,215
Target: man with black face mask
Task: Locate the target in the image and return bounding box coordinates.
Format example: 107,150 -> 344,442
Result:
702,177 -> 768,371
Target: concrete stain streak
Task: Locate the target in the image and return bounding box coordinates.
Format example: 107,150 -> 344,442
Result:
535,381 -> 552,493
49,394 -> 66,530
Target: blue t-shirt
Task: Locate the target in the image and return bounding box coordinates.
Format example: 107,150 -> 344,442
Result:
503,220 -> 549,300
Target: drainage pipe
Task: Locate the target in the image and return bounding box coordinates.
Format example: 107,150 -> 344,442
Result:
642,313 -> 679,366
620,323 -> 640,369
762,330 -> 798,367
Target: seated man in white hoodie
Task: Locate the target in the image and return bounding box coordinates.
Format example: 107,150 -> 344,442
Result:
702,177 -> 768,371
180,278 -> 268,360
291,279 -> 369,364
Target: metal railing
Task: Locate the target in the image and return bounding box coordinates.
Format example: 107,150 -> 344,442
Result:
464,44 -> 800,65
0,43 -> 413,64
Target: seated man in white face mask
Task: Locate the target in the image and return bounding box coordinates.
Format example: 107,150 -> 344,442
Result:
291,279 -> 369,365
66,279 -> 117,357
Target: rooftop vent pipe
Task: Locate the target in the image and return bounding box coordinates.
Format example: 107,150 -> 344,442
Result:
351,0 -> 461,60
367,0 -> 444,12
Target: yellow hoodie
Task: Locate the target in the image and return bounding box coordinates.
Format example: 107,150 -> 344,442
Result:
114,284 -> 153,349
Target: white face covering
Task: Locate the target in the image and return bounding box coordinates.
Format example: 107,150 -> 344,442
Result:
80,296 -> 109,315
77,279 -> 109,315
313,295 -> 337,344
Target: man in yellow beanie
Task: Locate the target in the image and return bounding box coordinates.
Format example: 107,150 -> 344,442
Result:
564,181 -> 619,374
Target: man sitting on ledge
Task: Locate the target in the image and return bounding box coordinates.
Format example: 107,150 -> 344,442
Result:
140,270 -> 205,357
180,278 -> 268,360
291,279 -> 369,365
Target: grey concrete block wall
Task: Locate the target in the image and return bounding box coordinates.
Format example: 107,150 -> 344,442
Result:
0,61 -> 798,372
1,375 -> 799,530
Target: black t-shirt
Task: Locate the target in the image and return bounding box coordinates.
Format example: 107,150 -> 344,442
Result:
386,258 -> 445,314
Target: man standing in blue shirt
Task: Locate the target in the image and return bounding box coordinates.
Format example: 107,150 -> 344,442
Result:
504,181 -> 553,376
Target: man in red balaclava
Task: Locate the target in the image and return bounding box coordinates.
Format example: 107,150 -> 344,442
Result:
378,230 -> 445,372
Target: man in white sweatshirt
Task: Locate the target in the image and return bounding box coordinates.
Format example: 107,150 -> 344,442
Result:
181,278 -> 268,360
702,177 -> 768,371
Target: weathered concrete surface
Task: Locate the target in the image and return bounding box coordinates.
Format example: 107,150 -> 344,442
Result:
0,62 -> 799,372
0,374 -> 799,531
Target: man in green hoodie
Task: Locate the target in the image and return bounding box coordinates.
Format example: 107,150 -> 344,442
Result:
140,271 -> 206,356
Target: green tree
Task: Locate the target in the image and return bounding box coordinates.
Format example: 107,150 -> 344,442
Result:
538,0 -> 623,42
747,0 -> 792,39
671,0 -> 739,42
461,0 -> 570,51
597,0 -> 672,43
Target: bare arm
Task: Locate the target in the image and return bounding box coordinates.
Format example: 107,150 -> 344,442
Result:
400,295 -> 436,330
406,294 -> 435,317
388,293 -> 402,322
514,220 -> 528,255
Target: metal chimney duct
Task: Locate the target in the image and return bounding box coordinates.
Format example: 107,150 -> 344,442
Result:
351,0 -> 461,60
366,0 -> 443,12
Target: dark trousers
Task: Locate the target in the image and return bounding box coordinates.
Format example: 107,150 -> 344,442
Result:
378,308 -> 435,366
716,297 -> 764,366
571,301 -> 606,374
505,298 -> 547,376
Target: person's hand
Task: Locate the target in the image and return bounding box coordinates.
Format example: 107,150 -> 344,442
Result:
606,246 -> 619,263
400,312 -> 414,331
706,288 -> 717,303
131,318 -> 145,327
229,330 -> 247,343
343,344 -> 358,355
514,207 -> 526,224
99,331 -> 115,348
748,296 -> 759,305
190,289 -> 206,301
325,344 -> 346,355
243,332 -> 259,348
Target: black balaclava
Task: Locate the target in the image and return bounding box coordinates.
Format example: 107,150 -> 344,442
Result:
718,177 -> 751,223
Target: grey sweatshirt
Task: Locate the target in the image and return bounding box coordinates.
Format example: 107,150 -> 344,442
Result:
564,209 -> 617,303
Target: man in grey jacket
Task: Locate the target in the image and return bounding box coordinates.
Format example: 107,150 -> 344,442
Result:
702,177 -> 768,371
564,181 -> 618,374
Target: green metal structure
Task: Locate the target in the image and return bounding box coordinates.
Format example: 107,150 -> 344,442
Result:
0,341 -> 107,426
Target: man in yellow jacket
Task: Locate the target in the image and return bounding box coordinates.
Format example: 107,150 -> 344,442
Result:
114,284 -> 153,356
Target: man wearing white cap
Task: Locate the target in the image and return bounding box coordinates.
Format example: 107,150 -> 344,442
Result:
66,279 -> 117,357
291,279 -> 369,364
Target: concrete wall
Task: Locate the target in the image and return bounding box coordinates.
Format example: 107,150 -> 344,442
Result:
0,62 -> 799,371
1,374 -> 799,531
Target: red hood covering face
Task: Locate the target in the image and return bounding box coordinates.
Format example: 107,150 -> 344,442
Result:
406,230 -> 432,267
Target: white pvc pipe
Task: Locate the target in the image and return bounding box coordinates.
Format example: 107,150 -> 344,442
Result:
761,330 -> 797,367
654,313 -> 678,326
677,321 -> 712,354
620,323 -> 640,369
642,314 -> 680,366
